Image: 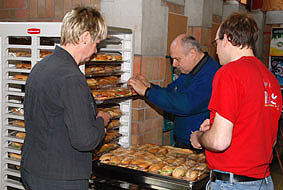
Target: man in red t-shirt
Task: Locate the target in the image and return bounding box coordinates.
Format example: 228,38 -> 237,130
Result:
190,13 -> 282,190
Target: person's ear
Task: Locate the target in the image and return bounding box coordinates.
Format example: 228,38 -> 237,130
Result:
79,31 -> 91,44
189,48 -> 196,59
223,34 -> 230,47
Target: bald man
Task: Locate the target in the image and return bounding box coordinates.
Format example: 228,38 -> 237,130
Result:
128,34 -> 220,149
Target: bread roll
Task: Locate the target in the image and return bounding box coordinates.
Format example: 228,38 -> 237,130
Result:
99,153 -> 112,163
172,166 -> 187,179
9,153 -> 22,160
10,142 -> 23,149
110,155 -> 122,165
12,120 -> 25,127
184,169 -> 199,181
13,74 -> 28,81
148,163 -> 166,173
159,165 -> 175,176
12,108 -> 24,116
15,132 -> 26,139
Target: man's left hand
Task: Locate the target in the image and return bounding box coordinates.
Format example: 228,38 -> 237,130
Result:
190,131 -> 203,149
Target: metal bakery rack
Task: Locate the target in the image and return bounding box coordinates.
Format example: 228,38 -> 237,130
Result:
0,22 -> 134,190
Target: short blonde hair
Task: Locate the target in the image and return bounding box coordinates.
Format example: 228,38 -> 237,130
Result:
60,7 -> 107,46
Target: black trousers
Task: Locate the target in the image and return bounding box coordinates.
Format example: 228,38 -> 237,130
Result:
21,168 -> 89,190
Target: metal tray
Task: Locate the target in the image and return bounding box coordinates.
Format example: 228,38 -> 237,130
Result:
93,161 -> 209,190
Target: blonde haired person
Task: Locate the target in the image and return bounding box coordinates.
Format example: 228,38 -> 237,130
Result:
20,7 -> 111,190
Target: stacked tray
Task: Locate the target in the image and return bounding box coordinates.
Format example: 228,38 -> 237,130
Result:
93,161 -> 209,190
93,144 -> 209,190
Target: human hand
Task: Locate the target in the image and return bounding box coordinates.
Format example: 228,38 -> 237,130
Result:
97,111 -> 111,126
190,131 -> 203,149
200,119 -> 210,132
127,76 -> 148,96
135,74 -> 150,88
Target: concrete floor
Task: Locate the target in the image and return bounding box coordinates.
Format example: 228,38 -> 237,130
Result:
271,156 -> 283,190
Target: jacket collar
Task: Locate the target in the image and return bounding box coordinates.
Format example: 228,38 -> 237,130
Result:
53,45 -> 78,67
191,52 -> 209,76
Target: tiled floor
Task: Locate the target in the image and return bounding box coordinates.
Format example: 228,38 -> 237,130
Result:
271,156 -> 283,190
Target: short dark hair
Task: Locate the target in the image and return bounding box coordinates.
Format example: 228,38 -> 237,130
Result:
181,35 -> 202,53
218,12 -> 258,50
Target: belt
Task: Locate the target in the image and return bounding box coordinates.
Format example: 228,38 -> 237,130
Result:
210,171 -> 264,182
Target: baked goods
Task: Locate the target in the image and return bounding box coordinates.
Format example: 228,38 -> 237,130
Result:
16,63 -> 31,70
15,132 -> 26,139
98,106 -> 122,118
91,54 -> 123,62
98,76 -> 119,85
112,55 -> 122,61
172,166 -> 188,179
85,65 -> 121,75
86,78 -> 99,87
12,120 -> 25,127
94,142 -> 119,155
13,74 -> 28,81
12,107 -> 24,116
99,153 -> 113,163
107,120 -> 120,130
97,144 -> 208,181
148,163 -> 166,174
184,169 -> 199,181
92,90 -> 116,100
159,165 -> 175,176
92,87 -> 136,100
104,130 -> 121,142
10,142 -> 23,149
87,76 -> 119,88
85,66 -> 104,75
9,153 -> 22,160
40,50 -> 52,58
15,51 -> 31,57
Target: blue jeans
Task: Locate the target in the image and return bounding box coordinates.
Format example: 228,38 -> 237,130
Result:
21,168 -> 89,190
206,170 -> 274,190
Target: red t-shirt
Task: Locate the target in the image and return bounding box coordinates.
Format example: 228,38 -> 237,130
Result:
206,56 -> 282,178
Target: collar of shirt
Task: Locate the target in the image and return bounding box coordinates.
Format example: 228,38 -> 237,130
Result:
53,45 -> 78,68
191,52 -> 209,76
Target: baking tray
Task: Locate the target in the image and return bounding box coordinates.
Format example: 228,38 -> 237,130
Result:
95,94 -> 139,104
87,60 -> 124,65
93,161 -> 209,190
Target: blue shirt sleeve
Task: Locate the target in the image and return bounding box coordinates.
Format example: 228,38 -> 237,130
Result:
146,60 -> 219,116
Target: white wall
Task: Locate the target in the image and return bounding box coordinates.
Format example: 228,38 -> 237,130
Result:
141,0 -> 168,56
100,0 -> 143,54
100,0 -> 168,56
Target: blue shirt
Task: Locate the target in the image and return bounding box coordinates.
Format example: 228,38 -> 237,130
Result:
147,53 -> 220,144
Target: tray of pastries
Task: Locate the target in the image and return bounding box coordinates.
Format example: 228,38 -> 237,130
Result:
104,130 -> 122,143
106,119 -> 121,130
85,65 -> 122,76
9,142 -> 23,150
98,106 -> 122,118
15,62 -> 31,70
10,120 -> 25,128
8,49 -> 52,58
90,54 -> 123,63
12,74 -> 29,81
87,76 -> 122,89
10,107 -> 24,116
92,87 -> 137,101
97,144 -> 208,182
9,152 -> 22,160
9,131 -> 26,139
93,142 -> 120,160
